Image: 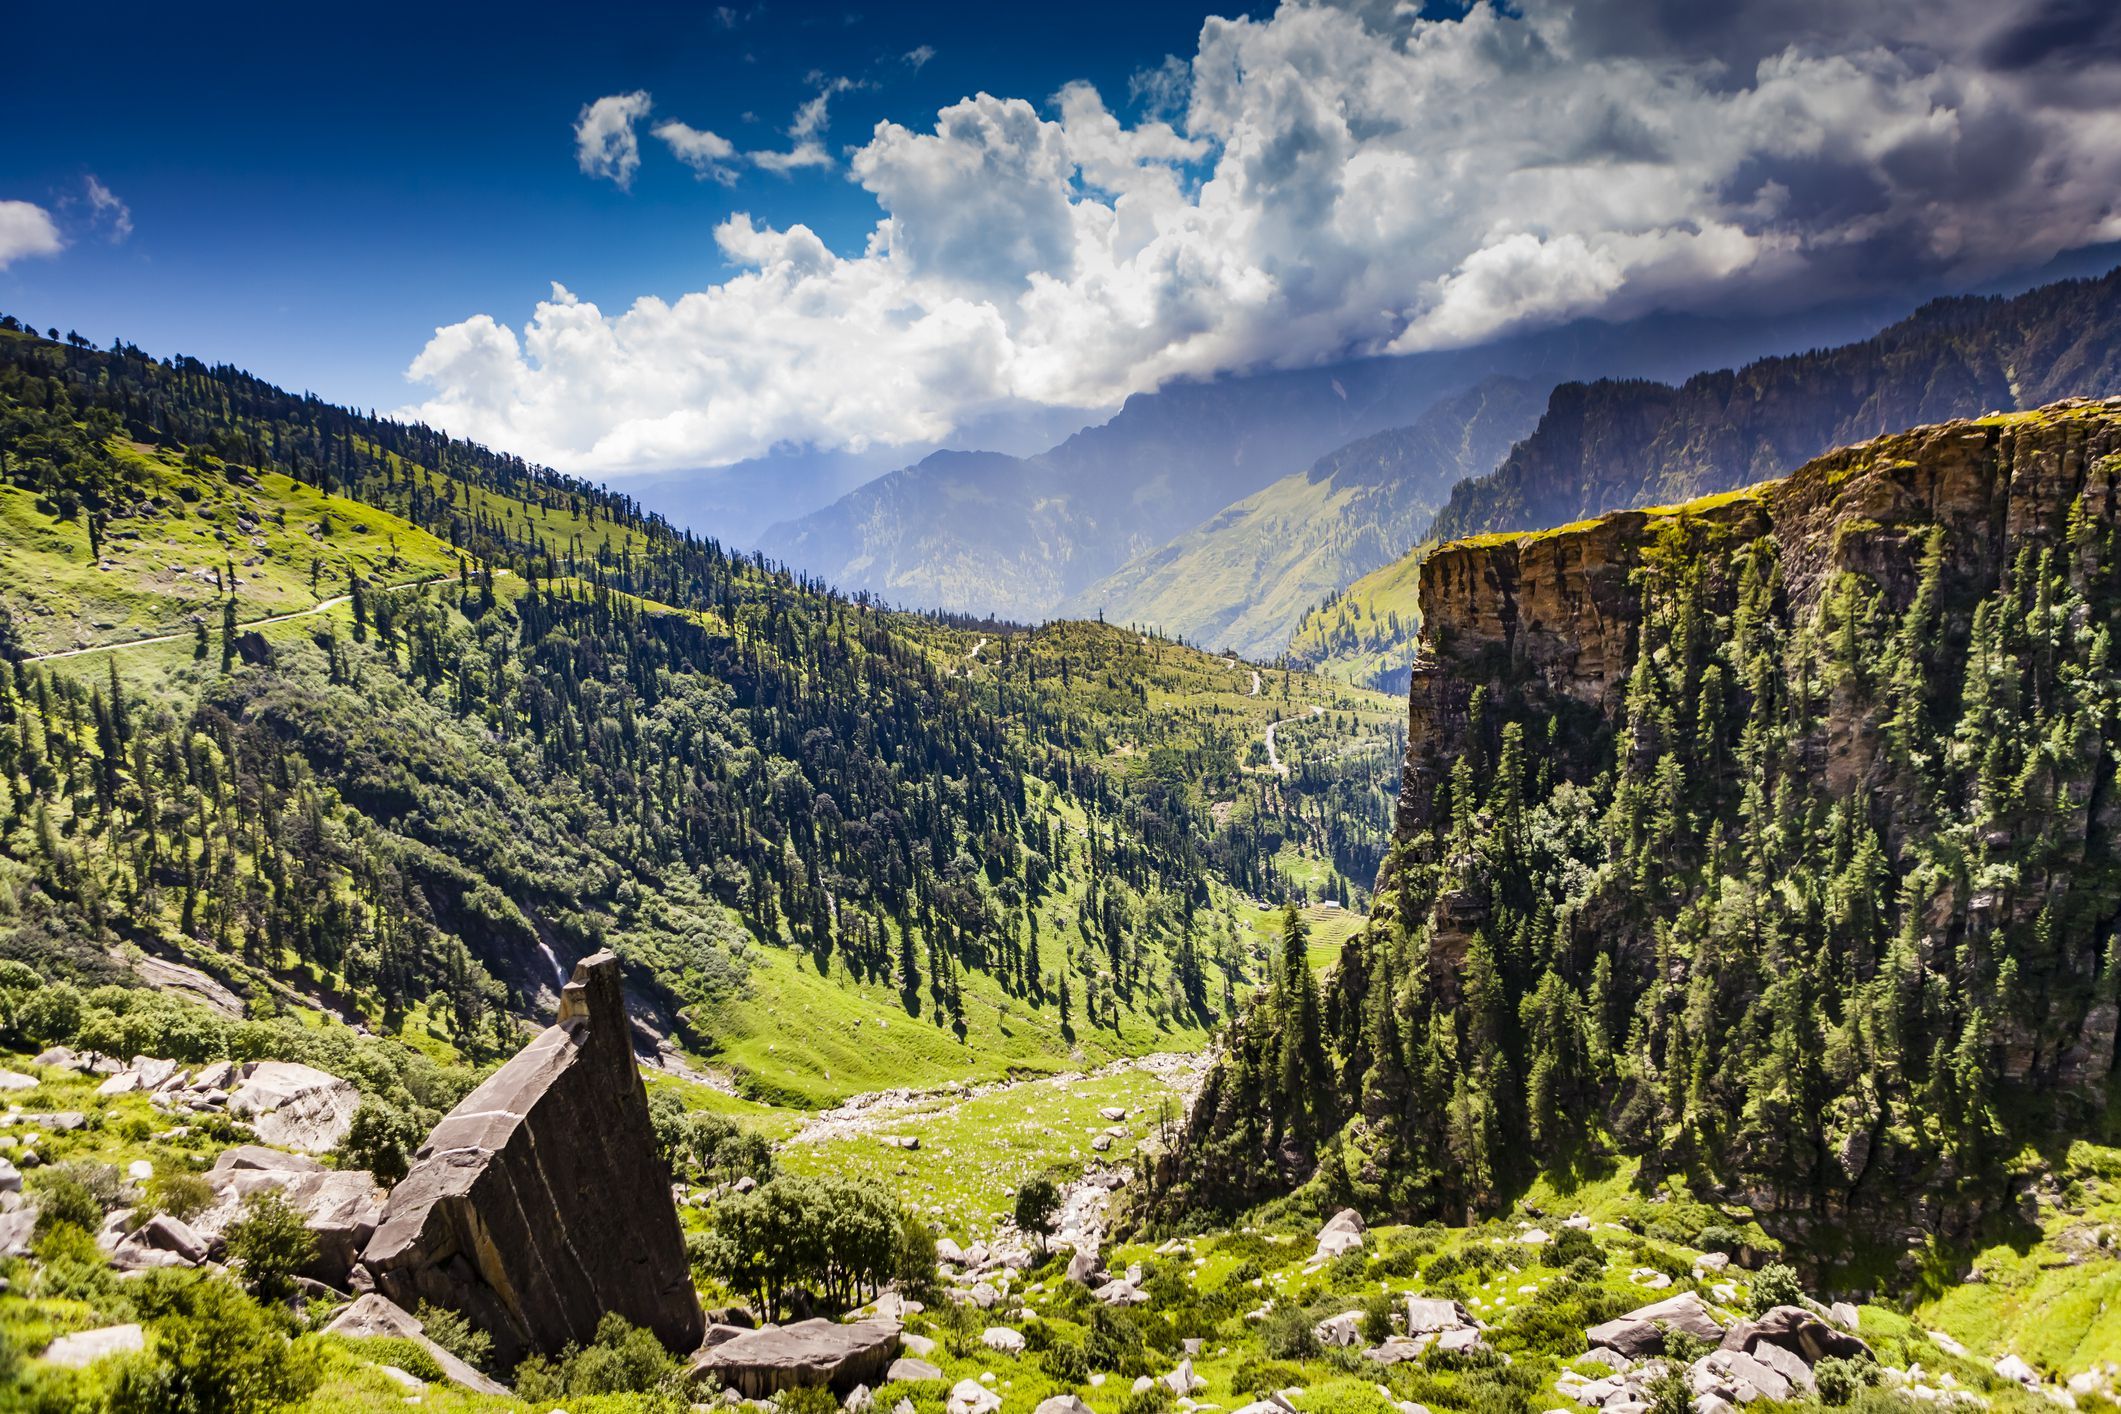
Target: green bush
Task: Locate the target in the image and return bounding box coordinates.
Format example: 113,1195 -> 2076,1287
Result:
1362,1292 -> 1397,1345
511,1313 -> 677,1399
105,1271 -> 321,1414
1119,1382 -> 1176,1414
1749,1262 -> 1805,1313
223,1190 -> 318,1302
338,1098 -> 428,1185
780,1387 -> 841,1414
1085,1305 -> 1153,1376
1815,1355 -> 1881,1405
144,1172 -> 215,1224
1696,1224 -> 1740,1254
414,1301 -> 493,1374
1231,1358 -> 1304,1397
26,1168 -> 103,1237
1548,1226 -> 1600,1268
1261,1305 -> 1321,1361
1042,1339 -> 1089,1385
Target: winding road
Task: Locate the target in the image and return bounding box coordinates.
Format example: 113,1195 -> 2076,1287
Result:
1263,704 -> 1325,778
24,570 -> 507,664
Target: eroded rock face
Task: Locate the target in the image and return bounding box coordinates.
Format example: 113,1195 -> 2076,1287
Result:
355,951 -> 703,1366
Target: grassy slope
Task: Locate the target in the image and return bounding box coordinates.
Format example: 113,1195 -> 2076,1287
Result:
1285,542 -> 1431,690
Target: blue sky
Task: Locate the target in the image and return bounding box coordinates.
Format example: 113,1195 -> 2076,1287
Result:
0,0 -> 1237,411
5,0 -> 2118,491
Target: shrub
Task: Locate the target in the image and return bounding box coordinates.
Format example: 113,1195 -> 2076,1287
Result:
1696,1224 -> 1740,1254
223,1190 -> 317,1302
1261,1305 -> 1321,1361
1119,1382 -> 1176,1414
1362,1292 -> 1397,1345
105,1271 -> 321,1414
1815,1355 -> 1881,1405
1231,1358 -> 1304,1397
1749,1262 -> 1805,1314
144,1172 -> 216,1224
1015,1175 -> 1062,1253
338,1098 -> 427,1185
780,1387 -> 841,1414
415,1301 -> 493,1374
511,1313 -> 676,1399
1085,1305 -> 1153,1376
26,1169 -> 103,1237
1645,1364 -> 1693,1414
1548,1226 -> 1600,1268
1043,1338 -> 1089,1385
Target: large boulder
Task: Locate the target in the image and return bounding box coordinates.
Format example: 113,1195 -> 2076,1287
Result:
227,1061 -> 360,1153
324,1293 -> 509,1395
1720,1307 -> 1870,1366
1315,1208 -> 1365,1261
195,1146 -> 383,1285
1588,1293 -> 1727,1359
1405,1297 -> 1474,1334
691,1318 -> 902,1397
355,952 -> 704,1367
42,1325 -> 145,1368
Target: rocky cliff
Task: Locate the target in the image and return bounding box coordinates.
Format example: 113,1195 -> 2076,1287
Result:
356,951 -> 703,1366
1424,266 -> 2121,549
1165,399 -> 2121,1251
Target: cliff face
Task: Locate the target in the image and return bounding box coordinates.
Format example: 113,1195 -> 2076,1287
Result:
1165,398 -> 2121,1250
1425,266 -> 2121,548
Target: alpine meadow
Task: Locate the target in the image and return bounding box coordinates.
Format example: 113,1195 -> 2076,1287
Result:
4,4 -> 2121,1414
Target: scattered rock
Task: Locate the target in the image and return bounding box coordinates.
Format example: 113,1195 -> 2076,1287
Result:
0,1071 -> 38,1092
692,1319 -> 903,1398
1164,1359 -> 1206,1395
324,1294 -> 510,1395
1405,1297 -> 1474,1334
227,1061 -> 360,1153
1589,1293 -> 1727,1358
888,1358 -> 944,1383
41,1324 -> 145,1368
948,1377 -> 1004,1414
196,1146 -> 382,1284
1315,1208 -> 1365,1261
1996,1356 -> 2040,1386
358,952 -> 704,1366
982,1327 -> 1025,1354
1066,1248 -> 1099,1284
1724,1306 -> 1871,1366
1317,1311 -> 1366,1347
1036,1397 -> 1096,1414
1099,1107 -> 1129,1122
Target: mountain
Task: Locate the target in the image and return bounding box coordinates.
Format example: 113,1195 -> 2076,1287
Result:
0,318 -> 1400,1106
753,303 -> 1912,622
1057,377 -> 1544,659
1161,400 -> 2121,1249
1291,264 -> 2121,689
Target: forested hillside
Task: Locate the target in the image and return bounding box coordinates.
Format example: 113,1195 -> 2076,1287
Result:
0,320 -> 1395,1101
1063,377 -> 1542,659
1291,266 -> 2121,690
1162,401 -> 2121,1260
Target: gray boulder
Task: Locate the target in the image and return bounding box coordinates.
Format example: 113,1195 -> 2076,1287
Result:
357,952 -> 703,1367
324,1293 -> 509,1395
1036,1397 -> 1096,1414
1315,1208 -> 1365,1260
196,1147 -> 382,1284
692,1317 -> 902,1397
1588,1293 -> 1726,1358
42,1324 -> 145,1368
888,1357 -> 944,1382
227,1061 -> 360,1153
1405,1297 -> 1473,1333
1723,1306 -> 1871,1366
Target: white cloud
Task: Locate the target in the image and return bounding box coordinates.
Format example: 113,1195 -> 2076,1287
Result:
905,45 -> 936,70
0,201 -> 63,269
575,91 -> 654,188
749,76 -> 862,175
84,176 -> 132,242
654,120 -> 740,183
412,0 -> 2121,476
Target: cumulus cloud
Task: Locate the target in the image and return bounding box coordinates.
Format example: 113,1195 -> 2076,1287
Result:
0,201 -> 63,269
84,176 -> 132,242
575,91 -> 654,188
654,120 -> 741,183
410,0 -> 2121,475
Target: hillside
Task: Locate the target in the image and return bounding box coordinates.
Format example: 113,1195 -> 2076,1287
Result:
1060,378 -> 1543,659
752,305 -> 1880,622
0,321 -> 1397,1105
1163,400 -> 2121,1262
1291,265 -> 2121,689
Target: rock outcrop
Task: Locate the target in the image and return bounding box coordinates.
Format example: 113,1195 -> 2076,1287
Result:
691,1318 -> 902,1397
324,1294 -> 510,1395
196,1145 -> 383,1284
227,1061 -> 360,1153
355,951 -> 702,1366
